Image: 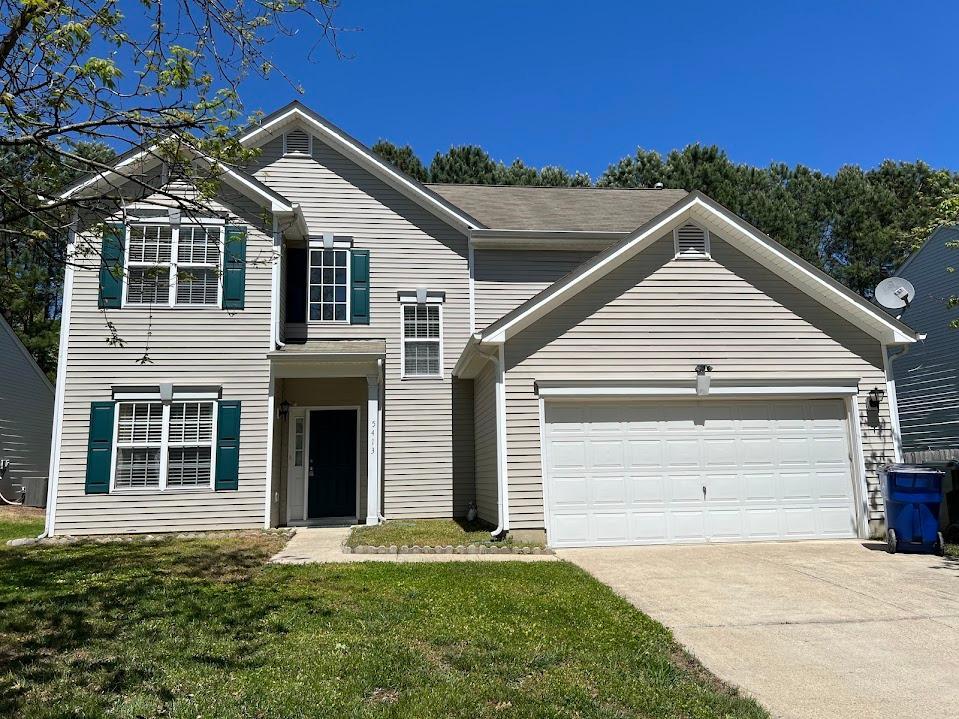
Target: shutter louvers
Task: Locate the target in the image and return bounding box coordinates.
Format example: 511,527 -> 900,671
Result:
222,226 -> 247,309
214,401 -> 241,491
675,224 -> 709,257
284,130 -> 311,155
85,402 -> 115,494
350,249 -> 370,325
98,223 -> 125,308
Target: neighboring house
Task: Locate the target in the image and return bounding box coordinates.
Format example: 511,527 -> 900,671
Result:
887,225 -> 959,463
44,101 -> 917,546
0,314 -> 54,506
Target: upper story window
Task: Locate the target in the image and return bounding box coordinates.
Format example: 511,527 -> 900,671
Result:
402,303 -> 442,378
124,223 -> 222,307
308,248 -> 349,321
113,400 -> 215,491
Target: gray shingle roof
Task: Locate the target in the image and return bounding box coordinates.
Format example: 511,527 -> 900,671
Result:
426,184 -> 688,233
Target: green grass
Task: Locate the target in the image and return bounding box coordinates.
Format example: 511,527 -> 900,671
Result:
347,518 -> 543,549
0,507 -> 45,544
946,544 -> 959,559
0,533 -> 765,718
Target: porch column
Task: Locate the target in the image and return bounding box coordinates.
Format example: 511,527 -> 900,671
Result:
365,373 -> 381,525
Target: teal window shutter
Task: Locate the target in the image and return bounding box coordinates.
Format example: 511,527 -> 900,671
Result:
85,402 -> 115,494
350,249 -> 370,325
215,400 -> 241,491
98,223 -> 125,308
222,226 -> 247,310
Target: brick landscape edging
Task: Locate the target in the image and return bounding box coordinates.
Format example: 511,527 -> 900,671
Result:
344,543 -> 553,555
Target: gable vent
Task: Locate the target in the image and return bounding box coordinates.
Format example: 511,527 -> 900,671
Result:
284,129 -> 311,155
674,223 -> 710,258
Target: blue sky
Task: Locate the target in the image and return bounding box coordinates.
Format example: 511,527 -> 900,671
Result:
237,2 -> 957,179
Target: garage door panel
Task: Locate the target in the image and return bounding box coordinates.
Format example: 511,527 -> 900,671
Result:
670,510 -> 707,541
665,439 -> 699,466
544,399 -> 858,547
744,508 -> 780,538
630,512 -> 668,541
589,441 -> 625,470
630,475 -> 666,504
591,475 -> 628,504
627,439 -> 663,467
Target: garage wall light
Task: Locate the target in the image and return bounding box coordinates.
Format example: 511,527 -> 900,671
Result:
868,387 -> 885,409
695,364 -> 713,396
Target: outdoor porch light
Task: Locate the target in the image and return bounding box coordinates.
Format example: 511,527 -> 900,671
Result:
695,364 -> 713,396
278,400 -> 290,420
868,387 -> 885,409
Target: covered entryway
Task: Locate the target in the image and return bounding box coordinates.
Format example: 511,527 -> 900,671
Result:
543,398 -> 860,547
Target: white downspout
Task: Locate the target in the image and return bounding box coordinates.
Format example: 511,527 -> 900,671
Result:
271,215 -> 285,350
490,342 -> 510,539
43,213 -> 78,538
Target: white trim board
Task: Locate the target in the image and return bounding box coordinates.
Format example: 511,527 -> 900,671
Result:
478,193 -> 916,348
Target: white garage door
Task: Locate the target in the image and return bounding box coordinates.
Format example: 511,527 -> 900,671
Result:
544,399 -> 859,547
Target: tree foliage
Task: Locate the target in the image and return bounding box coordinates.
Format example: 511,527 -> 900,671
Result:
0,0 -> 344,373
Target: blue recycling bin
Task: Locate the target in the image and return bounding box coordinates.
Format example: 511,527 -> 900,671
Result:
881,465 -> 945,555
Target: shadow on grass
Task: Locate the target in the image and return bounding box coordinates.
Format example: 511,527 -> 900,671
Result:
0,535 -> 286,716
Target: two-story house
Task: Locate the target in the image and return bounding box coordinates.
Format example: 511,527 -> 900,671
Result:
44,101 -> 917,547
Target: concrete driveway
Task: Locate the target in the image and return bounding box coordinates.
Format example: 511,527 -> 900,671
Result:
558,541 -> 959,719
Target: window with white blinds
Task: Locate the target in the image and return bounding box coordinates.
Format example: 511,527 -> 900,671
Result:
124,223 -> 222,306
113,400 -> 216,490
673,223 -> 711,258
402,304 -> 442,377
114,402 -> 164,488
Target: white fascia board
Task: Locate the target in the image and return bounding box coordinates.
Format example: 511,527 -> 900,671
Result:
482,195 -> 916,347
240,107 -> 479,233
58,148 -> 155,199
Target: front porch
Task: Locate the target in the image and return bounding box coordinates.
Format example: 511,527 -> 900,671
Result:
268,341 -> 384,528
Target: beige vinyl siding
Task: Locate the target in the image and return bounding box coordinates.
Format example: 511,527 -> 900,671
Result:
0,318 -> 54,506
503,232 -> 895,530
275,378 -> 368,523
474,249 -> 597,330
472,360 -> 498,524
250,132 -> 471,518
451,378 -> 475,516
52,187 -> 274,535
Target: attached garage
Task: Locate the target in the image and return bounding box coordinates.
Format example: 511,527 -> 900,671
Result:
542,398 -> 863,548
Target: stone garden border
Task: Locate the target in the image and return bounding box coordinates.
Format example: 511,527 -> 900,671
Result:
6,527 -> 296,548
345,543 -> 553,555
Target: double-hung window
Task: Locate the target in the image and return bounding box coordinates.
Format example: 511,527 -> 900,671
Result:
308,247 -> 350,321
124,223 -> 222,307
402,303 -> 442,378
112,400 -> 216,491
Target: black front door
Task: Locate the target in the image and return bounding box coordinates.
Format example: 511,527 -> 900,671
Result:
307,409 -> 357,518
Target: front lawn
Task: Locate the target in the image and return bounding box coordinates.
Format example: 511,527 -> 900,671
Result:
347,518 -> 544,549
0,532 -> 766,718
0,506 -> 45,543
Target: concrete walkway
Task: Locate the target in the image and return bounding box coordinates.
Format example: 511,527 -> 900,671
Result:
558,540 -> 959,719
269,527 -> 556,564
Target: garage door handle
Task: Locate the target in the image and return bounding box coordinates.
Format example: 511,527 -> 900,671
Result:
702,485 -> 707,499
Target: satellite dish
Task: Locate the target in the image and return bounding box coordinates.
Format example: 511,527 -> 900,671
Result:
875,277 -> 915,310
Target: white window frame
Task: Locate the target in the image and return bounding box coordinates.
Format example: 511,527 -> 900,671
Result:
283,129 -> 313,156
399,298 -> 444,380
672,221 -> 711,260
122,219 -> 225,309
109,399 -> 218,493
306,238 -> 352,324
